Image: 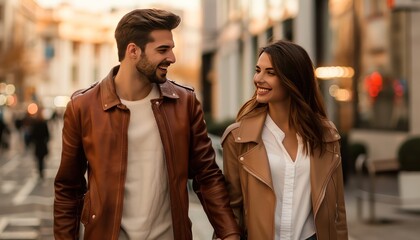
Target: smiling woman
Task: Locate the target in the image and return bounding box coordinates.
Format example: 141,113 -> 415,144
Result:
222,40 -> 348,240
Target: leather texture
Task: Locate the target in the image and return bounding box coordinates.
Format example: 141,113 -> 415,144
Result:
221,106 -> 348,240
54,66 -> 240,240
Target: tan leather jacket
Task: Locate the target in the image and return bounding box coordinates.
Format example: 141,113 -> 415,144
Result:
221,106 -> 348,240
54,66 -> 240,240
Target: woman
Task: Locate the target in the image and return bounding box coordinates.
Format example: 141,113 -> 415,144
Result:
221,40 -> 348,240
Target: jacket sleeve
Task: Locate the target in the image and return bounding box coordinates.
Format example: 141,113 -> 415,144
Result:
335,159 -> 349,239
188,93 -> 240,239
221,130 -> 245,238
54,99 -> 87,239
329,124 -> 348,239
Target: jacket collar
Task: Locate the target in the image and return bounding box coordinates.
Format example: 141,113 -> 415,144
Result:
235,105 -> 340,143
232,106 -> 274,189
99,65 -> 180,111
235,106 -> 268,143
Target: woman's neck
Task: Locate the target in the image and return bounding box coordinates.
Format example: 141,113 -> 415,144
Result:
268,101 -> 292,132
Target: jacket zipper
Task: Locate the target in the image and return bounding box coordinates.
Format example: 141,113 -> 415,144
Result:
113,108 -> 129,239
242,165 -> 277,239
313,153 -> 341,219
152,99 -> 189,239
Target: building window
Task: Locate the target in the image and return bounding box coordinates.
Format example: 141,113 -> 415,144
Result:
0,4 -> 4,23
357,71 -> 408,130
93,44 -> 101,81
44,38 -> 54,60
355,0 -> 409,131
252,35 -> 258,60
266,27 -> 273,42
0,4 -> 4,50
282,18 -> 293,41
72,42 -> 80,84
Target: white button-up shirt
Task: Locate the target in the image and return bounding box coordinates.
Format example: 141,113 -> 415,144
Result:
262,114 -> 315,240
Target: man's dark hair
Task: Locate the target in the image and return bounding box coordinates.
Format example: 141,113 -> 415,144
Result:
115,8 -> 181,61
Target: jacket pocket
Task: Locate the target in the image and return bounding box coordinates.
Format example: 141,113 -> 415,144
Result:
80,192 -> 91,225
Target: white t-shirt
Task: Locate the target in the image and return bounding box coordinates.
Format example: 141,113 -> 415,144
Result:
262,114 -> 315,240
119,84 -> 173,240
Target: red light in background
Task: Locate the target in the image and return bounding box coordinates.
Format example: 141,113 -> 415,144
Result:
365,71 -> 383,98
387,0 -> 394,9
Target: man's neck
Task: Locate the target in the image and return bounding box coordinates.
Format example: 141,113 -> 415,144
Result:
114,65 -> 153,101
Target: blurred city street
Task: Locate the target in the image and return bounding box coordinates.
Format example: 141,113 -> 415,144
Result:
1,0 -> 420,239
0,122 -> 419,239
0,123 -> 58,240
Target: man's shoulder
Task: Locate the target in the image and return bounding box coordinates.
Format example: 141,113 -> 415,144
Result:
167,80 -> 195,92
71,81 -> 100,100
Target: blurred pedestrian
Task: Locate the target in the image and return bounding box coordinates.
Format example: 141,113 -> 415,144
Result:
15,112 -> 34,151
54,8 -> 240,240
0,115 -> 10,151
222,40 -> 348,240
30,109 -> 50,179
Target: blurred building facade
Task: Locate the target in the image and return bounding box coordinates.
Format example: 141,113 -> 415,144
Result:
0,0 -> 41,111
35,4 -> 118,109
0,1 -> 202,117
201,0 -> 420,161
0,0 -> 118,112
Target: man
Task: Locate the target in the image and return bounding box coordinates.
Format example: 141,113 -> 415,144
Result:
54,8 -> 240,240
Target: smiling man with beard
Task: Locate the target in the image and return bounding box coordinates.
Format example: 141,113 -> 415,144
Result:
53,8 -> 240,240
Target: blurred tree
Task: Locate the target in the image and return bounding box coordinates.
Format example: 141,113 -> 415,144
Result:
0,42 -> 26,102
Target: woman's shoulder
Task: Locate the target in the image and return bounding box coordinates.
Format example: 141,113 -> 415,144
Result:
321,119 -> 341,142
221,122 -> 241,144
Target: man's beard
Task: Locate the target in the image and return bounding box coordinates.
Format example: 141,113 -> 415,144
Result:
136,56 -> 168,84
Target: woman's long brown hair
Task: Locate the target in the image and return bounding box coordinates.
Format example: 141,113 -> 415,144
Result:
237,40 -> 328,156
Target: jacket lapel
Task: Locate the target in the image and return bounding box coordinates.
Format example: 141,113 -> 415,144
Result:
233,107 -> 274,190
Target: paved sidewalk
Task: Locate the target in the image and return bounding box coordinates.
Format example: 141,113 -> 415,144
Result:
345,174 -> 420,240
1,125 -> 420,239
0,127 -> 58,240
190,174 -> 420,240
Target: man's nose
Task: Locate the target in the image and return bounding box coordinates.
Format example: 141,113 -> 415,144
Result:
167,51 -> 176,63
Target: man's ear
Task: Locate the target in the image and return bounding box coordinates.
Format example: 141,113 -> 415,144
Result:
126,43 -> 140,59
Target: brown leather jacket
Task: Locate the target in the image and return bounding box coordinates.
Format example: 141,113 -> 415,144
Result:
54,66 -> 240,240
221,106 -> 348,240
